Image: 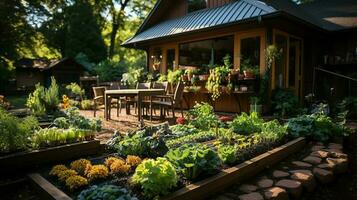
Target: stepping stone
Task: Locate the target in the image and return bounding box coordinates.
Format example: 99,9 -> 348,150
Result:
239,184 -> 258,193
329,152 -> 348,159
310,150 -> 329,158
313,167 -> 334,184
275,179 -> 302,199
238,192 -> 264,200
273,170 -> 290,178
224,193 -> 240,199
264,187 -> 289,200
290,171 -> 316,192
292,161 -> 312,168
289,169 -> 313,176
257,178 -> 274,189
328,143 -> 343,150
325,148 -> 343,154
316,142 -> 324,146
317,163 -> 334,170
311,145 -> 324,151
326,157 -> 348,174
215,195 -> 233,200
303,156 -> 322,165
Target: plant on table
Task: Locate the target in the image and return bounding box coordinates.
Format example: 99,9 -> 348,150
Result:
165,144 -> 221,180
167,69 -> 183,85
230,112 -> 264,135
131,157 -> 178,199
240,59 -> 259,78
77,185 -> 138,200
206,64 -> 230,101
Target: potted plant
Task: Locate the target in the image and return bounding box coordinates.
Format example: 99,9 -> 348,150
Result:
185,69 -> 194,81
250,96 -> 262,114
240,59 -> 259,79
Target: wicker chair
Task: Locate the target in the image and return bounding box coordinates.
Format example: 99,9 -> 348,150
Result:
151,81 -> 184,119
92,87 -> 118,117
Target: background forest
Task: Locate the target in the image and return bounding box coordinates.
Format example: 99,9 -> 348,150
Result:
0,0 -> 156,90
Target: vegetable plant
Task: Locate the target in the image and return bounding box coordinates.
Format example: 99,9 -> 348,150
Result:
165,144 -> 221,180
66,83 -> 85,101
272,89 -> 299,118
131,157 -> 177,198
217,144 -> 238,165
189,102 -> 218,130
230,112 -> 264,135
77,185 -> 138,200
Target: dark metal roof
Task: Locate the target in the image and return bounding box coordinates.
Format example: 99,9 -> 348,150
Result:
123,0 -> 276,45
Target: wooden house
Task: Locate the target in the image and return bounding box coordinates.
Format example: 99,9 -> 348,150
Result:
15,58 -> 86,90
122,0 -> 357,113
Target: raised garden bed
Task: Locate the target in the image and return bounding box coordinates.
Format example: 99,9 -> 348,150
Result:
27,137 -> 305,200
1,140 -> 101,172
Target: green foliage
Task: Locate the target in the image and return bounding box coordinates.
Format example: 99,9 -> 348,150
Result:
66,83 -> 85,100
0,109 -> 40,153
230,112 -> 264,135
26,77 -> 59,116
336,97 -> 357,119
206,65 -> 230,101
31,128 -> 93,149
167,69 -> 183,84
54,107 -> 101,132
189,102 -> 219,130
287,114 -> 344,141
272,89 -> 299,118
132,157 -> 178,198
114,125 -> 170,158
240,59 -> 259,75
261,120 -> 287,140
165,130 -> 216,149
166,144 -> 221,180
81,100 -> 93,110
93,59 -> 128,82
77,185 -> 138,200
169,124 -> 199,138
157,74 -> 168,82
217,144 -> 238,165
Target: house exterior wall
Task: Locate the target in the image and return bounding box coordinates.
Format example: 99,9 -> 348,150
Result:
16,70 -> 44,89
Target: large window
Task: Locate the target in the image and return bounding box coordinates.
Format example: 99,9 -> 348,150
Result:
240,36 -> 261,67
179,36 -> 234,67
188,0 -> 207,13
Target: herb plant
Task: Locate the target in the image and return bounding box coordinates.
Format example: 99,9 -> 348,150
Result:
165,144 -> 221,180
131,157 -> 177,198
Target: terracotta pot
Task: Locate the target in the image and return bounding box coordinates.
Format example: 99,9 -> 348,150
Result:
199,74 -> 209,81
243,70 -> 255,79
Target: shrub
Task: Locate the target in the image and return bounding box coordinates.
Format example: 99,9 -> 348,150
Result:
0,108 -> 40,153
85,165 -> 109,182
272,89 -> 299,118
93,59 -> 128,82
70,159 -> 92,175
49,165 -> 68,177
77,185 -> 138,200
132,157 -> 177,198
165,144 -> 221,180
66,83 -> 85,100
26,77 -> 59,116
230,112 -> 264,135
189,102 -> 219,130
65,175 -> 88,191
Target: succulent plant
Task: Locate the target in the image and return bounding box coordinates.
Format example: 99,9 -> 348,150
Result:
65,175 -> 88,191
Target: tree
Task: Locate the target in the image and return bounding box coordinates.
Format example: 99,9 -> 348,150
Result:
65,1 -> 107,63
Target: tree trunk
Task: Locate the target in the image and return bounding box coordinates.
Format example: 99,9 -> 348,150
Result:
109,22 -> 119,58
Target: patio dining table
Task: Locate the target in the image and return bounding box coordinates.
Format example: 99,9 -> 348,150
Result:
104,89 -> 165,125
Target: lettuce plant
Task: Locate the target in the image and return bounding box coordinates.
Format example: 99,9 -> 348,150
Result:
165,144 -> 221,180
217,144 -> 238,165
230,112 -> 264,135
132,157 -> 177,198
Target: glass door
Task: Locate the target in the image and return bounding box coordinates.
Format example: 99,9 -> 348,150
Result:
166,49 -> 176,71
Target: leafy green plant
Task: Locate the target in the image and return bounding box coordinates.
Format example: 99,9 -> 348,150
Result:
132,157 -> 177,198
0,109 -> 40,153
93,59 -> 128,82
206,65 -> 230,101
26,77 -> 59,116
272,89 -> 299,118
81,100 -> 93,110
230,112 -> 264,135
165,144 -> 221,180
287,114 -> 344,141
77,185 -> 138,200
189,102 -> 219,130
217,144 -> 238,165
31,128 -> 93,149
157,74 -> 168,82
260,120 -> 287,140
167,69 -> 183,84
66,83 -> 85,101
54,107 -> 101,131
240,59 -> 259,75
165,130 -> 216,149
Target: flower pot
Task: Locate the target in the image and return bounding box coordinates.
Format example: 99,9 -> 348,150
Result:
243,70 -> 255,79
250,104 -> 262,114
199,74 -> 209,81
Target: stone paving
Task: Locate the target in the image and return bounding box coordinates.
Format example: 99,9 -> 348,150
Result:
211,142 -> 349,200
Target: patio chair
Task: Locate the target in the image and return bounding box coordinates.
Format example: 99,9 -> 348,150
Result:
126,82 -> 152,115
150,81 -> 184,119
109,82 -> 127,117
144,82 -> 169,116
93,86 -> 119,117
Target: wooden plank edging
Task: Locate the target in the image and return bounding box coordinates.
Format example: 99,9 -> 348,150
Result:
28,173 -> 72,200
161,137 -> 306,200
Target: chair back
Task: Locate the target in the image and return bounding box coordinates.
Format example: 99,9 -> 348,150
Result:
173,81 -> 185,104
136,82 -> 151,89
153,82 -> 169,93
93,87 -> 106,97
